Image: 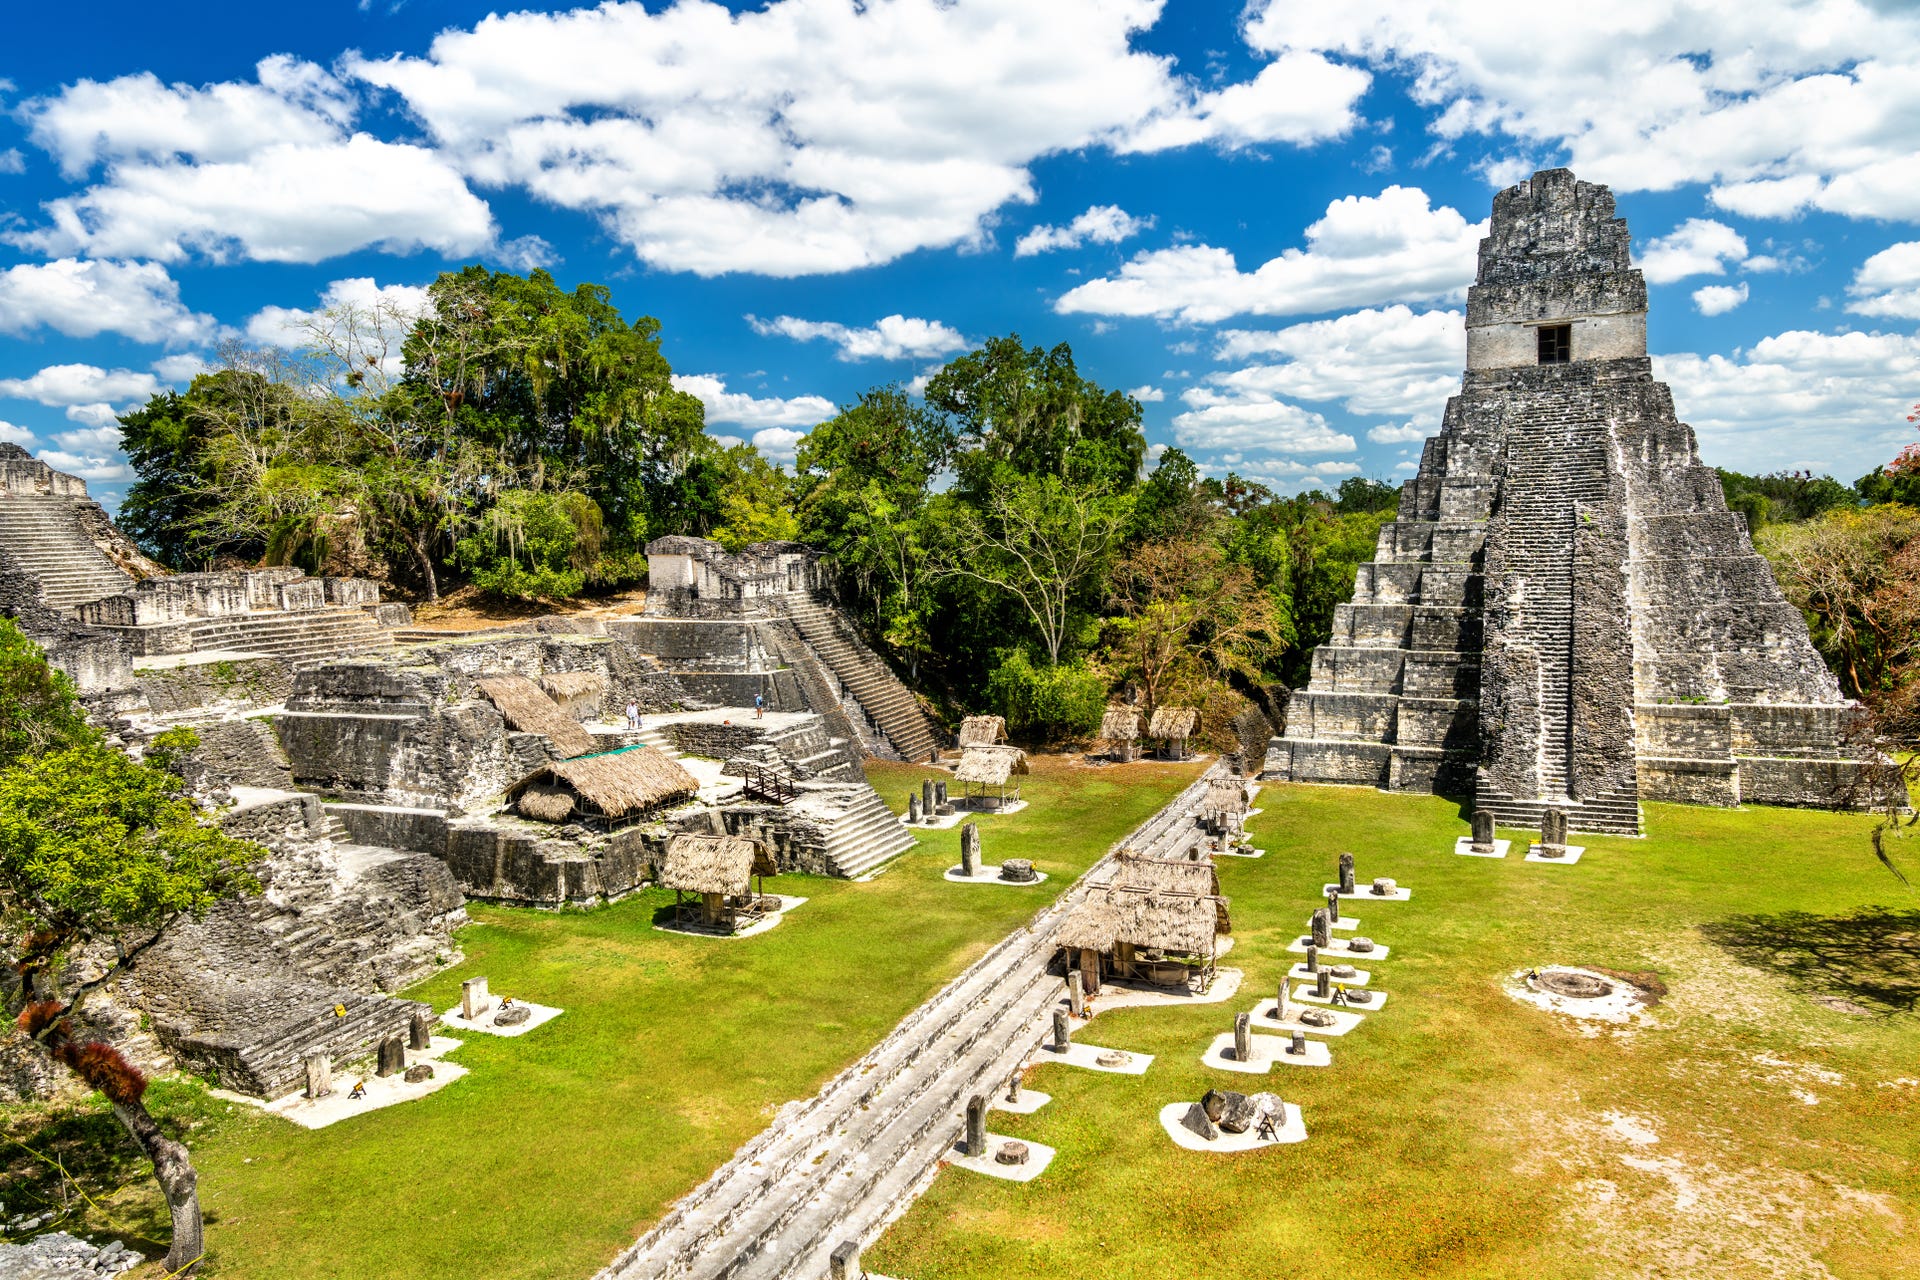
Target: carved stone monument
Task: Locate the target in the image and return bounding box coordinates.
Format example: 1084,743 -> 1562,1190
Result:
461,976 -> 491,1022
1310,908 -> 1331,949
1052,1008 -> 1070,1052
304,1052 -> 332,1100
1339,851 -> 1356,894
376,1035 -> 405,1078
1233,1011 -> 1253,1063
965,1093 -> 988,1156
1471,809 -> 1496,853
959,822 -> 980,876
1068,970 -> 1085,1017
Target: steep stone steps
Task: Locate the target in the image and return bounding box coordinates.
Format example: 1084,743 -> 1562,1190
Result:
177,609 -> 395,666
781,598 -> 938,762
821,787 -> 916,878
0,494 -> 135,609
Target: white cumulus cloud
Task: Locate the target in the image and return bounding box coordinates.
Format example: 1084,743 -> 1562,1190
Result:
1127,384 -> 1166,403
1121,50 -> 1371,153
1846,241 -> 1920,319
748,314 -> 967,362
672,374 -> 836,433
1637,219 -> 1749,285
1170,385 -> 1358,456
0,364 -> 162,407
1056,187 -> 1484,324
1692,282 -> 1750,315
1656,328 -> 1920,479
1212,305 -> 1464,422
1244,1 -> 1920,222
1014,205 -> 1154,257
13,57 -> 494,265
0,258 -> 214,344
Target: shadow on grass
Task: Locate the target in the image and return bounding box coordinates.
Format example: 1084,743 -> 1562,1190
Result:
1,1101 -> 172,1255
1699,906 -> 1920,1013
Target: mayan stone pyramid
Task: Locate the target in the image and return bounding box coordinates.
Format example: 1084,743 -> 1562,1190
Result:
1267,168 -> 1868,834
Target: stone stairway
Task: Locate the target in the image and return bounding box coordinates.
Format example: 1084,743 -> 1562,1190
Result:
598,765 -> 1221,1280
819,786 -> 916,878
0,493 -> 135,610
780,596 -> 938,762
223,992 -> 431,1100
175,607 -> 397,666
1478,401 -> 1642,835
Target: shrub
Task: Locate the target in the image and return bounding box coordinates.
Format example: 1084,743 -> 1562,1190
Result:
985,649 -> 1106,742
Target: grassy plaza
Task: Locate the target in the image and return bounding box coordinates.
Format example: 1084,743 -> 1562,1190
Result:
866,783 -> 1920,1280
2,756 -> 1203,1279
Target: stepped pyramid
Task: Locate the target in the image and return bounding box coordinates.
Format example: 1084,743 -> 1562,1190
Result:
1267,168 -> 1868,834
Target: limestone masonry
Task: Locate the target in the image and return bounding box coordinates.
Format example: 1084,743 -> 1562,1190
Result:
1267,169 -> 1869,833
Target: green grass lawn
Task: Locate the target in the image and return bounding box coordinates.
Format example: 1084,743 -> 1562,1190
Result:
1,755 -> 1202,1280
864,786 -> 1920,1280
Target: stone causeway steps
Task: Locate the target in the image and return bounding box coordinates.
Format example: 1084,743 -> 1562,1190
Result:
177,608 -> 396,666
0,494 -> 135,610
598,766 -> 1223,1280
820,787 -> 915,879
782,598 -> 938,762
223,992 -> 429,1099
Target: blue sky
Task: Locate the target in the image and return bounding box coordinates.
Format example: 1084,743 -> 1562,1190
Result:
3,0 -> 1918,515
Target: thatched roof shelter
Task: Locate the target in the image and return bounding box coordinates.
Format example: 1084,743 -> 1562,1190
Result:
659,834 -> 775,897
954,745 -> 1029,785
957,715 -> 1007,748
1099,707 -> 1142,741
1056,885 -> 1230,955
505,748 -> 699,822
1111,847 -> 1221,897
1147,706 -> 1199,739
1200,778 -> 1250,816
475,673 -> 597,758
539,670 -> 606,705
516,783 -> 576,822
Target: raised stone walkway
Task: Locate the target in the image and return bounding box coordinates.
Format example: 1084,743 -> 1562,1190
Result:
597,763 -> 1223,1280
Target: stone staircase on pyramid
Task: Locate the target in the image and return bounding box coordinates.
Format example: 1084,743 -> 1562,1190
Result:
780,595 -> 939,763
0,492 -> 137,611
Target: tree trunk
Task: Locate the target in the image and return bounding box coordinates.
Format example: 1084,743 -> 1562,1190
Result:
112,1100 -> 204,1274
409,536 -> 439,603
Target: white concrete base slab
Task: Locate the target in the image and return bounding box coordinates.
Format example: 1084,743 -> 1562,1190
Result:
1286,937 -> 1390,960
1201,1031 -> 1273,1074
1160,1100 -> 1306,1151
946,1134 -> 1056,1182
1304,914 -> 1360,931
1325,883 -> 1413,902
1287,963 -> 1370,985
1454,837 -> 1511,858
993,1090 -> 1051,1115
1248,999 -> 1364,1036
902,809 -> 970,831
210,1036 -> 468,1130
1039,1041 -> 1153,1074
957,799 -> 1030,817
1082,967 -> 1243,1013
1291,984 -> 1388,1011
943,864 -> 1049,886
1216,846 -> 1265,859
439,1000 -> 564,1037
1204,1031 -> 1330,1070
1244,807 -> 1265,818
654,895 -> 808,939
1526,845 -> 1587,864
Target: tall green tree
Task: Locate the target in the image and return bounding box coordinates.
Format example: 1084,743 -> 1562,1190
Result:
0,632 -> 264,1273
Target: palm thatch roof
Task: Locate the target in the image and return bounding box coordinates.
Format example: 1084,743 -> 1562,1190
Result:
1111,847 -> 1221,896
475,673 -> 597,758
659,833 -> 774,896
1056,885 -> 1230,955
516,783 -> 576,822
1200,778 -> 1250,815
1099,707 -> 1142,741
539,670 -> 606,703
1147,705 -> 1199,739
954,745 -> 1030,785
506,748 -> 700,819
957,715 -> 1007,748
